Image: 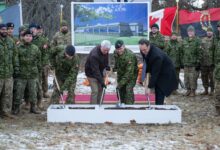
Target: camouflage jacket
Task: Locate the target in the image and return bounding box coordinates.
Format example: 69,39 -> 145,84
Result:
201,36 -> 215,66
182,37 -> 202,67
149,32 -> 165,49
166,39 -> 183,68
0,36 -> 18,79
113,48 -> 138,87
51,31 -> 71,47
32,35 -> 50,66
15,43 -> 41,79
214,34 -> 220,80
54,47 -> 80,91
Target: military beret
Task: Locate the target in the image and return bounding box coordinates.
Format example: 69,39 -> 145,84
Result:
29,23 -> 38,29
65,45 -> 75,56
217,21 -> 220,27
115,40 -> 124,49
207,26 -> 213,32
23,29 -> 33,36
0,24 -> 7,29
6,22 -> 14,28
37,24 -> 42,29
151,24 -> 159,29
61,20 -> 68,27
187,25 -> 195,32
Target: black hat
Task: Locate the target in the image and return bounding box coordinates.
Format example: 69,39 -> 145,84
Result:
151,24 -> 159,29
37,25 -> 42,30
115,40 -> 124,49
65,45 -> 75,56
29,23 -> 38,29
23,29 -> 33,36
0,24 -> 7,29
6,22 -> 14,28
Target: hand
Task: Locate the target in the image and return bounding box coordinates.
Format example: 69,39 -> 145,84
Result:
43,44 -> 48,49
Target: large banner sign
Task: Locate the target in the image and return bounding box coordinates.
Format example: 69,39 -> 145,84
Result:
71,2 -> 150,53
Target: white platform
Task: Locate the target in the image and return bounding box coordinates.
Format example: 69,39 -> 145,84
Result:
47,104 -> 182,124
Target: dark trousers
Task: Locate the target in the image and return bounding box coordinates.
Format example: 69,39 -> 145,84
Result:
155,86 -> 165,105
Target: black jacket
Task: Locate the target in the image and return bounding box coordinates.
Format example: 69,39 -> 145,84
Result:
142,45 -> 178,96
85,45 -> 109,85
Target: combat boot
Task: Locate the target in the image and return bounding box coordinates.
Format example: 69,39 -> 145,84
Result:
37,100 -> 43,110
30,103 -> 41,114
201,88 -> 208,95
189,90 -> 196,97
1,112 -> 16,119
43,92 -> 50,98
209,88 -> 214,96
184,90 -> 191,96
12,104 -> 20,115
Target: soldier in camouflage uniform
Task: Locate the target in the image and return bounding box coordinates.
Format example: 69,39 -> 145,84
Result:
50,45 -> 79,104
29,24 -> 50,110
200,27 -> 215,95
214,21 -> 220,115
182,25 -> 202,97
51,20 -> 71,47
113,40 -> 138,104
149,24 -> 165,50
6,22 -> 19,45
12,30 -> 41,115
0,24 -> 17,119
166,32 -> 183,90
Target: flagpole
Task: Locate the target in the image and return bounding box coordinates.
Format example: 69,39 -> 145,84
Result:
19,0 -> 23,25
60,4 -> 63,26
176,0 -> 179,33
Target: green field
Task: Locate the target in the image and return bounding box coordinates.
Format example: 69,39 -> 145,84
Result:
74,33 -> 147,46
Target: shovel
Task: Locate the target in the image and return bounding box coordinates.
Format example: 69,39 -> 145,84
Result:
99,87 -> 106,107
116,88 -> 121,107
144,73 -> 151,109
53,71 -> 65,108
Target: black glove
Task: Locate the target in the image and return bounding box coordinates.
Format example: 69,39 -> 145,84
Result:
195,65 -> 200,71
101,83 -> 107,89
105,66 -> 111,71
210,64 -> 215,68
180,65 -> 184,69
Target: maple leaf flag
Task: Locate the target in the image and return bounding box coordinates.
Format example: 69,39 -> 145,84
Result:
150,7 -> 177,36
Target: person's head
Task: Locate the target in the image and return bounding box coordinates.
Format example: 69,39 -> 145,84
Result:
115,40 -> 125,56
138,38 -> 150,55
0,24 -> 8,38
206,26 -> 213,38
23,29 -> 33,43
187,25 -> 195,38
65,45 -> 75,59
60,20 -> 68,34
217,21 -> 220,32
37,25 -> 43,36
151,24 -> 159,34
6,22 -> 14,36
29,23 -> 38,36
171,32 -> 178,40
100,40 -> 111,55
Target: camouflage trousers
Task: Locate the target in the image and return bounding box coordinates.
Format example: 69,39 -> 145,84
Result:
118,83 -> 135,104
42,65 -> 49,94
0,78 -> 13,114
87,77 -> 103,104
51,77 -> 76,104
184,67 -> 199,90
13,78 -> 38,105
201,66 -> 214,89
215,80 -> 220,108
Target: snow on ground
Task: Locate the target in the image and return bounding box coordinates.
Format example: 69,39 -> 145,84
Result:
1,71 -> 220,150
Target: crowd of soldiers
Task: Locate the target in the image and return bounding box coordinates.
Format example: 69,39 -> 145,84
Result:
1,19 -> 220,119
150,22 -> 220,115
0,20 -> 78,119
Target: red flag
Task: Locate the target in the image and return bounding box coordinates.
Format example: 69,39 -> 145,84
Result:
179,8 -> 220,37
150,7 -> 177,36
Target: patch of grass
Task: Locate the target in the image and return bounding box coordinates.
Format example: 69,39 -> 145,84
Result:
74,33 -> 147,46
